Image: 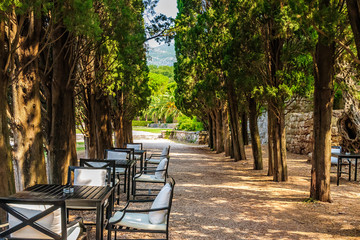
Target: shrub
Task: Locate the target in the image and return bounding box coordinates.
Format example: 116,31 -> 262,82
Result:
132,120 -> 153,126
177,116 -> 204,131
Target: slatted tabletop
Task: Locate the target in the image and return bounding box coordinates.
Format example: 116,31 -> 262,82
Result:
9,184 -> 113,240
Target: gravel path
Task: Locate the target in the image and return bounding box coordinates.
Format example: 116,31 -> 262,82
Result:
85,139 -> 360,239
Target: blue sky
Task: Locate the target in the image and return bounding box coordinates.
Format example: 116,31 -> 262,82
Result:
147,0 -> 178,47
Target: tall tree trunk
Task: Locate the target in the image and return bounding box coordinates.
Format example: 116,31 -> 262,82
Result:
248,97 -> 263,170
208,113 -> 214,149
215,106 -> 224,153
94,95 -> 113,158
123,119 -> 133,143
226,80 -> 246,161
49,23 -> 77,184
241,111 -> 249,145
346,0 -> 360,57
0,21 -> 16,201
223,103 -> 231,157
210,111 -> 217,151
12,12 -> 47,190
267,108 -> 274,176
310,27 -> 335,202
272,106 -> 287,181
114,112 -> 124,148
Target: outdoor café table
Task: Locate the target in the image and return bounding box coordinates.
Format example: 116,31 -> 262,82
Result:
8,184 -> 113,240
336,153 -> 360,186
115,159 -> 136,200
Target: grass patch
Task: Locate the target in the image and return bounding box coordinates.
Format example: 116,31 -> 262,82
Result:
76,142 -> 85,152
133,127 -> 170,133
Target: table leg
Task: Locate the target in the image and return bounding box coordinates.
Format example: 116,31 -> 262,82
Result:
96,203 -> 103,240
355,158 -> 358,181
337,157 -> 341,186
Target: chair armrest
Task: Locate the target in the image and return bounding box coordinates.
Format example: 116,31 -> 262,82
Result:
67,217 -> 84,228
0,222 -> 9,230
125,206 -> 168,213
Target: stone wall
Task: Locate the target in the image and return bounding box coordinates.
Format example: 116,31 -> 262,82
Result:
160,130 -> 209,145
285,110 -> 343,155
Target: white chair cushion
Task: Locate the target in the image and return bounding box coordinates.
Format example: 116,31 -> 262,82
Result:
331,156 -> 338,165
116,167 -> 126,174
331,148 -> 341,154
85,161 -> 108,168
149,183 -> 171,224
67,222 -> 81,240
74,168 -> 107,186
134,174 -> 165,183
147,159 -> 162,164
109,212 -> 166,231
8,204 -> 62,239
106,151 -> 128,160
155,158 -> 168,179
127,144 -> 141,150
161,147 -> 168,156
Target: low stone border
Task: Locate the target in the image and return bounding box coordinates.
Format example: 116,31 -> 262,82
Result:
160,130 -> 208,145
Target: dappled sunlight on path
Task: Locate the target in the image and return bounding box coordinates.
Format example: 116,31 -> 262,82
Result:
140,139 -> 360,240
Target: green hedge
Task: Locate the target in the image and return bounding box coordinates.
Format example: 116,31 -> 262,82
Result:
132,120 -> 153,126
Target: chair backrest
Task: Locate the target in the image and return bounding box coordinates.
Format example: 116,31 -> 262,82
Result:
155,158 -> 170,179
161,145 -> 171,156
80,159 -> 116,187
124,143 -> 143,151
104,149 -> 133,160
67,166 -> 111,187
0,198 -> 67,240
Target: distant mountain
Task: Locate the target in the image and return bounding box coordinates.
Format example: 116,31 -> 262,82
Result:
147,43 -> 176,66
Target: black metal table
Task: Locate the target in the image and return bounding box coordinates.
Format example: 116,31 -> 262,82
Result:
336,153 -> 360,186
9,184 -> 113,240
115,159 -> 136,200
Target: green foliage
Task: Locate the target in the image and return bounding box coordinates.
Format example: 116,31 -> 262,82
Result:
132,120 -> 153,127
177,115 -> 204,131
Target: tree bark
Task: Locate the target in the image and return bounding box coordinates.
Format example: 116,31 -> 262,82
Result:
226,80 -> 246,161
267,108 -> 274,176
346,0 -> 360,58
241,111 -> 249,145
0,21 -> 16,201
208,113 -> 214,149
310,26 -> 335,202
223,103 -> 231,157
248,97 -> 263,170
215,106 -> 224,153
49,23 -> 77,184
12,12 -> 47,190
272,106 -> 287,181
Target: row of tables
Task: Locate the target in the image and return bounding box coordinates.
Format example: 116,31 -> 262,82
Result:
1,147 -> 148,240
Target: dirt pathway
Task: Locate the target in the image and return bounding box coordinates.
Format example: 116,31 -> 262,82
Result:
84,139 -> 360,239
142,139 -> 360,240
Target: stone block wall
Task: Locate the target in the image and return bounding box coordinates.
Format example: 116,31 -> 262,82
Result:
285,110 -> 343,155
161,130 -> 209,145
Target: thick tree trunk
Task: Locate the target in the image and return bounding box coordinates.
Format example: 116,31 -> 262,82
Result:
346,0 -> 360,58
0,20 -> 16,201
94,95 -> 113,157
12,13 -> 47,190
114,112 -> 124,148
272,106 -> 287,181
310,32 -> 335,202
226,81 -> 246,161
49,23 -> 77,184
241,111 -> 249,145
248,97 -> 263,170
210,111 -> 217,151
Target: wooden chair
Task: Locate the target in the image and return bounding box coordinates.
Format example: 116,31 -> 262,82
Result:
0,198 -> 87,240
107,177 -> 175,240
132,157 -> 170,198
